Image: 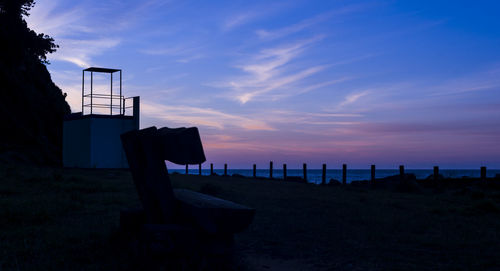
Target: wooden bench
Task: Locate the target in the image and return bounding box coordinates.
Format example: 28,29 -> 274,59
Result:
119,126 -> 255,262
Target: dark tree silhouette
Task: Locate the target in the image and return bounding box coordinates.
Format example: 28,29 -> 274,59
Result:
0,0 -> 70,165
0,0 -> 58,65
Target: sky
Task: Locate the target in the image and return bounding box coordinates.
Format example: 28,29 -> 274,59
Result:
26,0 -> 500,169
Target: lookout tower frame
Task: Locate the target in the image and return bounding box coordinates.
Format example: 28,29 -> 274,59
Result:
82,67 -> 129,115
64,67 -> 140,168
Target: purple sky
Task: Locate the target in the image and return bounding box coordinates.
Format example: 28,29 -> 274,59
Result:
27,0 -> 500,169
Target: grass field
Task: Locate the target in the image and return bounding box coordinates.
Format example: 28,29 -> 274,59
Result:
1,163 -> 500,270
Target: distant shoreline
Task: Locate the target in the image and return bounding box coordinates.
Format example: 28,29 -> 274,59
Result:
171,168 -> 500,184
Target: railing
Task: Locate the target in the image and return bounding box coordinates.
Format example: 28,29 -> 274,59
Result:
82,93 -> 134,115
182,163 -> 495,184
122,97 -> 135,116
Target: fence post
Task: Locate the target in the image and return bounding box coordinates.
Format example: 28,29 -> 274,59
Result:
342,164 -> 347,185
322,164 -> 326,185
224,163 -> 227,176
185,164 -> 188,174
253,164 -> 256,178
199,164 -> 202,176
434,166 -> 439,180
371,165 -> 375,183
210,163 -> 213,175
270,161 -> 273,179
283,164 -> 287,180
399,165 -> 405,180
303,163 -> 307,181
481,166 -> 487,181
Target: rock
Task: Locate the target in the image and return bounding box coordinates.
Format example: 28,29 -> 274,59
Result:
286,176 -> 306,183
425,174 -> 444,180
232,173 -> 245,178
328,179 -> 341,186
376,174 -> 420,193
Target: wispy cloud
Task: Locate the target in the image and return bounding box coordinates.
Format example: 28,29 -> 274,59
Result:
223,11 -> 262,31
54,38 -> 120,67
256,4 -> 369,40
25,1 -> 90,36
250,110 -> 363,128
429,68 -> 500,96
221,3 -> 289,32
141,101 -> 275,131
27,0 -> 122,67
236,65 -> 327,103
269,77 -> 354,100
338,90 -> 370,108
215,36 -> 329,103
140,43 -> 205,63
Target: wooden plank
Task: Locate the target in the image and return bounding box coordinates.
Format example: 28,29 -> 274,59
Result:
174,189 -> 255,234
303,163 -> 307,181
342,164 -> 347,184
121,127 -> 176,224
322,164 -> 326,184
157,127 -> 206,165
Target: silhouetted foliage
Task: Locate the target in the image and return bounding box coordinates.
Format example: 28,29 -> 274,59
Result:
0,0 -> 34,17
0,0 -> 58,65
0,0 -> 70,165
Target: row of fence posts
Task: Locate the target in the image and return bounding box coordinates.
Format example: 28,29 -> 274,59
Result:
185,163 -> 490,183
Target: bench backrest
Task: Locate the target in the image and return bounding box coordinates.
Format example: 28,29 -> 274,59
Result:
157,127 -> 206,165
121,127 -> 176,224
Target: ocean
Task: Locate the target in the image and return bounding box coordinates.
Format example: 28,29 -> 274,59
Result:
168,168 -> 500,184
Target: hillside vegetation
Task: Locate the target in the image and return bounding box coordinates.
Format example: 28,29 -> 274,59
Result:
0,0 -> 71,165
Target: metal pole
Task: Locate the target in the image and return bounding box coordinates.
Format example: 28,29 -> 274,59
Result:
303,163 -> 307,181
120,70 -> 123,115
283,164 -> 287,180
371,165 -> 376,183
82,70 -> 84,114
322,164 -> 326,185
110,73 -> 113,115
269,161 -> 273,179
399,165 -> 405,181
90,71 -> 93,114
342,164 -> 347,185
133,97 -> 140,129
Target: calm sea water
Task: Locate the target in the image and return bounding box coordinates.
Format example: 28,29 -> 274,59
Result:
169,168 -> 500,184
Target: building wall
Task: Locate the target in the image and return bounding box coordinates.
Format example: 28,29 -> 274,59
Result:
89,117 -> 136,168
63,115 -> 138,168
63,96 -> 140,168
63,117 -> 91,167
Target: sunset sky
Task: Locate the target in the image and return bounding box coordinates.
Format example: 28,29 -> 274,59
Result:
27,0 -> 500,169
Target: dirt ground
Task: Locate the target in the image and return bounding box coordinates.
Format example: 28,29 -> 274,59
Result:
1,164 -> 500,270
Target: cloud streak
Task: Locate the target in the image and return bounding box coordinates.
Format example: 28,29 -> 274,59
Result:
256,4 -> 369,40
216,36 -> 331,103
27,0 -> 121,67
141,101 -> 275,131
338,91 -> 370,108
223,11 -> 262,31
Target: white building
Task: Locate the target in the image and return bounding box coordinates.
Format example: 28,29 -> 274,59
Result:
63,67 -> 139,168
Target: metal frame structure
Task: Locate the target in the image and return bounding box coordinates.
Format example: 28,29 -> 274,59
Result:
82,67 -> 132,115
